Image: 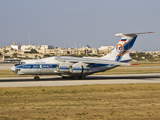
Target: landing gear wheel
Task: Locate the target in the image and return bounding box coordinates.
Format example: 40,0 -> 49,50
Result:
74,76 -> 79,79
69,76 -> 79,79
79,76 -> 86,79
62,76 -> 69,79
34,76 -> 40,80
70,76 -> 86,80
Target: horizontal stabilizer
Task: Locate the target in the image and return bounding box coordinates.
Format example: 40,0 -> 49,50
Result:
115,32 -> 154,37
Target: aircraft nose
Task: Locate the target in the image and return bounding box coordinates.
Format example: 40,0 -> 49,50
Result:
10,66 -> 15,72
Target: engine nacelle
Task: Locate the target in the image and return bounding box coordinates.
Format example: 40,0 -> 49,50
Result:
56,61 -> 74,72
69,65 -> 83,74
70,62 -> 90,74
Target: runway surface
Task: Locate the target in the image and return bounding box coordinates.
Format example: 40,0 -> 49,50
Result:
0,63 -> 14,70
0,73 -> 160,87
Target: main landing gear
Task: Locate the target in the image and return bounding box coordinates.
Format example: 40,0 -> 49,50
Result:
34,76 -> 40,80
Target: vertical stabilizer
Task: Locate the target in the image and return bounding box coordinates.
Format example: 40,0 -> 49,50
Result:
101,32 -> 154,62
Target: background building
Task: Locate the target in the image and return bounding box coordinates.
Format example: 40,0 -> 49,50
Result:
10,41 -> 21,50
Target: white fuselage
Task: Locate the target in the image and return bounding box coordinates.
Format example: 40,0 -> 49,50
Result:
10,56 -> 118,77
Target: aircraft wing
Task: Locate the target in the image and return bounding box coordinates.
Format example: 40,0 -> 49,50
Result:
55,56 -> 130,66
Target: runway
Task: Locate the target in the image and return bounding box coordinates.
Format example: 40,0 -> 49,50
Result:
0,73 -> 160,87
0,63 -> 14,70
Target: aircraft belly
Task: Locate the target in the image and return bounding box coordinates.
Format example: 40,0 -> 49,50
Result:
37,69 -> 55,75
91,65 -> 118,72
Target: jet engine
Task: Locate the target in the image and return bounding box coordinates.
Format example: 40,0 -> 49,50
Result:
69,62 -> 90,74
56,61 -> 74,72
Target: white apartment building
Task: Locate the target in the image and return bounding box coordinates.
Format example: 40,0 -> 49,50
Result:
10,42 -> 21,50
40,45 -> 54,50
21,45 -> 54,52
11,45 -> 21,50
98,46 -> 114,51
21,45 -> 34,51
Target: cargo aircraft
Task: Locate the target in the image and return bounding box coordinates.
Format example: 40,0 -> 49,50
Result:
10,32 -> 154,79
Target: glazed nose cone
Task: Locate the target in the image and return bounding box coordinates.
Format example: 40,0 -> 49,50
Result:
10,66 -> 15,72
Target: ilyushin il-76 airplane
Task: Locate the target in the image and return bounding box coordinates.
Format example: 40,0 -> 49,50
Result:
10,32 -> 154,79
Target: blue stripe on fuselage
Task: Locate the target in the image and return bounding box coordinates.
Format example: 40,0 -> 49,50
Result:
16,64 -> 58,69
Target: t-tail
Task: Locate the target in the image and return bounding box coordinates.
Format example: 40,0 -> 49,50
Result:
101,32 -> 154,62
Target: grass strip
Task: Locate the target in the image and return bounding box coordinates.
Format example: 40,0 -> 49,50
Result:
0,84 -> 160,119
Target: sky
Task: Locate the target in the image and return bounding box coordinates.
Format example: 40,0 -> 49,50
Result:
0,0 -> 159,51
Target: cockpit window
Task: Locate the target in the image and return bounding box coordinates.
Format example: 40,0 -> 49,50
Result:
15,61 -> 26,66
